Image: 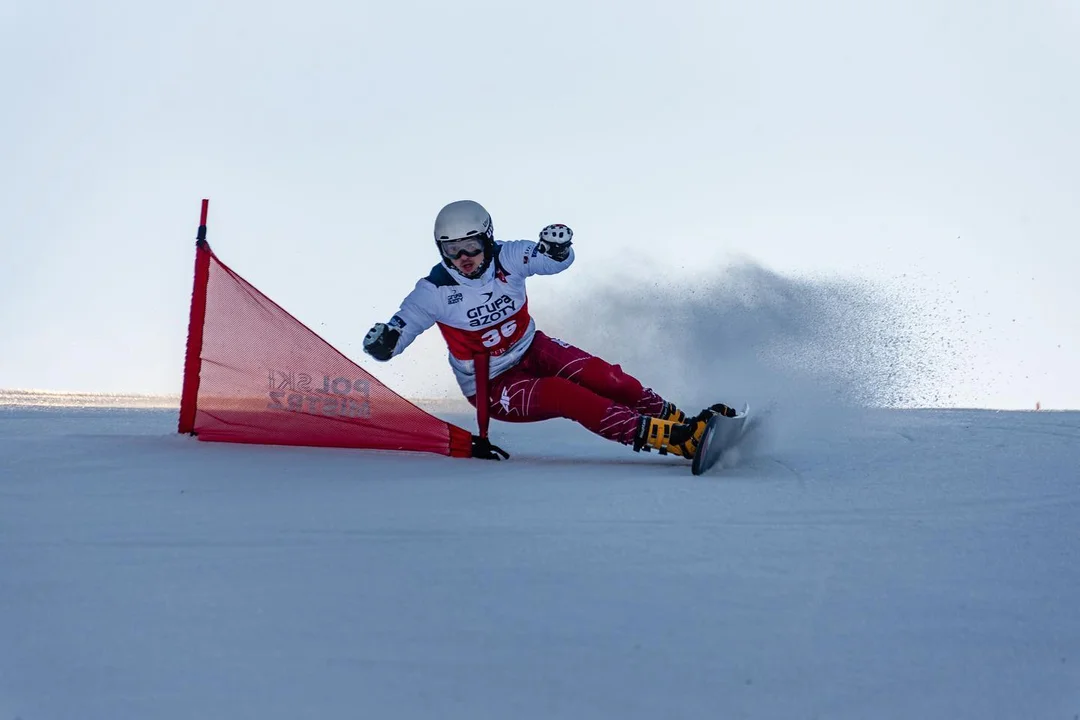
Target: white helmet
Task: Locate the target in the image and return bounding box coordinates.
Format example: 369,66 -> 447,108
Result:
433,200 -> 495,278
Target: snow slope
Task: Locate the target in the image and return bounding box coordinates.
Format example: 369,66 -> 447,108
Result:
2,402 -> 1078,719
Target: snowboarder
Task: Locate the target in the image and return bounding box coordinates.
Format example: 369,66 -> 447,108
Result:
363,200 -> 735,460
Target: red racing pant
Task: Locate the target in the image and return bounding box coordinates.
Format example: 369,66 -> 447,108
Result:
467,332 -> 666,446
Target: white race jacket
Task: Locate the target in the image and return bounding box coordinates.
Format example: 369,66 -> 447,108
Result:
387,240 -> 573,397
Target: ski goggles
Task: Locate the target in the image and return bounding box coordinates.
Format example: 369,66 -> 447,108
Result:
439,237 -> 485,260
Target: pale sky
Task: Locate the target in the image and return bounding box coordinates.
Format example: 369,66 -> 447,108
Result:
3,0 -> 1078,408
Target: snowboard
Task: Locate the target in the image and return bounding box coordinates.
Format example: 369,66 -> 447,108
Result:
691,403 -> 751,476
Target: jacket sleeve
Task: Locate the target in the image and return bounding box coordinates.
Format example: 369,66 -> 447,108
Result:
499,239 -> 575,278
387,280 -> 439,357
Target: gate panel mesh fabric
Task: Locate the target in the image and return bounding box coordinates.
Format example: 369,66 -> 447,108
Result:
179,244 -> 472,457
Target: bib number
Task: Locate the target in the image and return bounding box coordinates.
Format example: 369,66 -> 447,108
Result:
481,320 -> 518,348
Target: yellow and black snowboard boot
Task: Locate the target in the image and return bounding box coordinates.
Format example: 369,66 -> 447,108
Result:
658,402 -> 737,425
658,401 -> 687,424
633,415 -> 709,458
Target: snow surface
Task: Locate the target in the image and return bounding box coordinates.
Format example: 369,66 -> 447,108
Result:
2,401 -> 1078,719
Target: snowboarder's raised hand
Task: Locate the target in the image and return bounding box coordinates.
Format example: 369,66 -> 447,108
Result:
363,322 -> 400,361
537,224 -> 573,261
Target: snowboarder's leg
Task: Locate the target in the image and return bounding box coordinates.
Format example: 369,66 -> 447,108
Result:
521,332 -> 668,416
470,370 -> 642,444
521,333 -> 738,425
468,368 -> 715,457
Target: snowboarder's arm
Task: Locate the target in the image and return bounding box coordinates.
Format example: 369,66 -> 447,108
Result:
363,282 -> 438,361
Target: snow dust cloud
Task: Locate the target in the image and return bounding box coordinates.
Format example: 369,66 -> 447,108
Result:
536,260 -> 968,447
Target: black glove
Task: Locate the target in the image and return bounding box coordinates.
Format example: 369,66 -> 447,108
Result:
363,322 -> 400,361
471,435 -> 510,460
537,224 -> 573,262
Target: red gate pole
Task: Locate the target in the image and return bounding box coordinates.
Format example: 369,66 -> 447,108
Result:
178,199 -> 212,434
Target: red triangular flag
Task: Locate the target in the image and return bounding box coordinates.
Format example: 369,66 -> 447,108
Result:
178,204 -> 471,458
